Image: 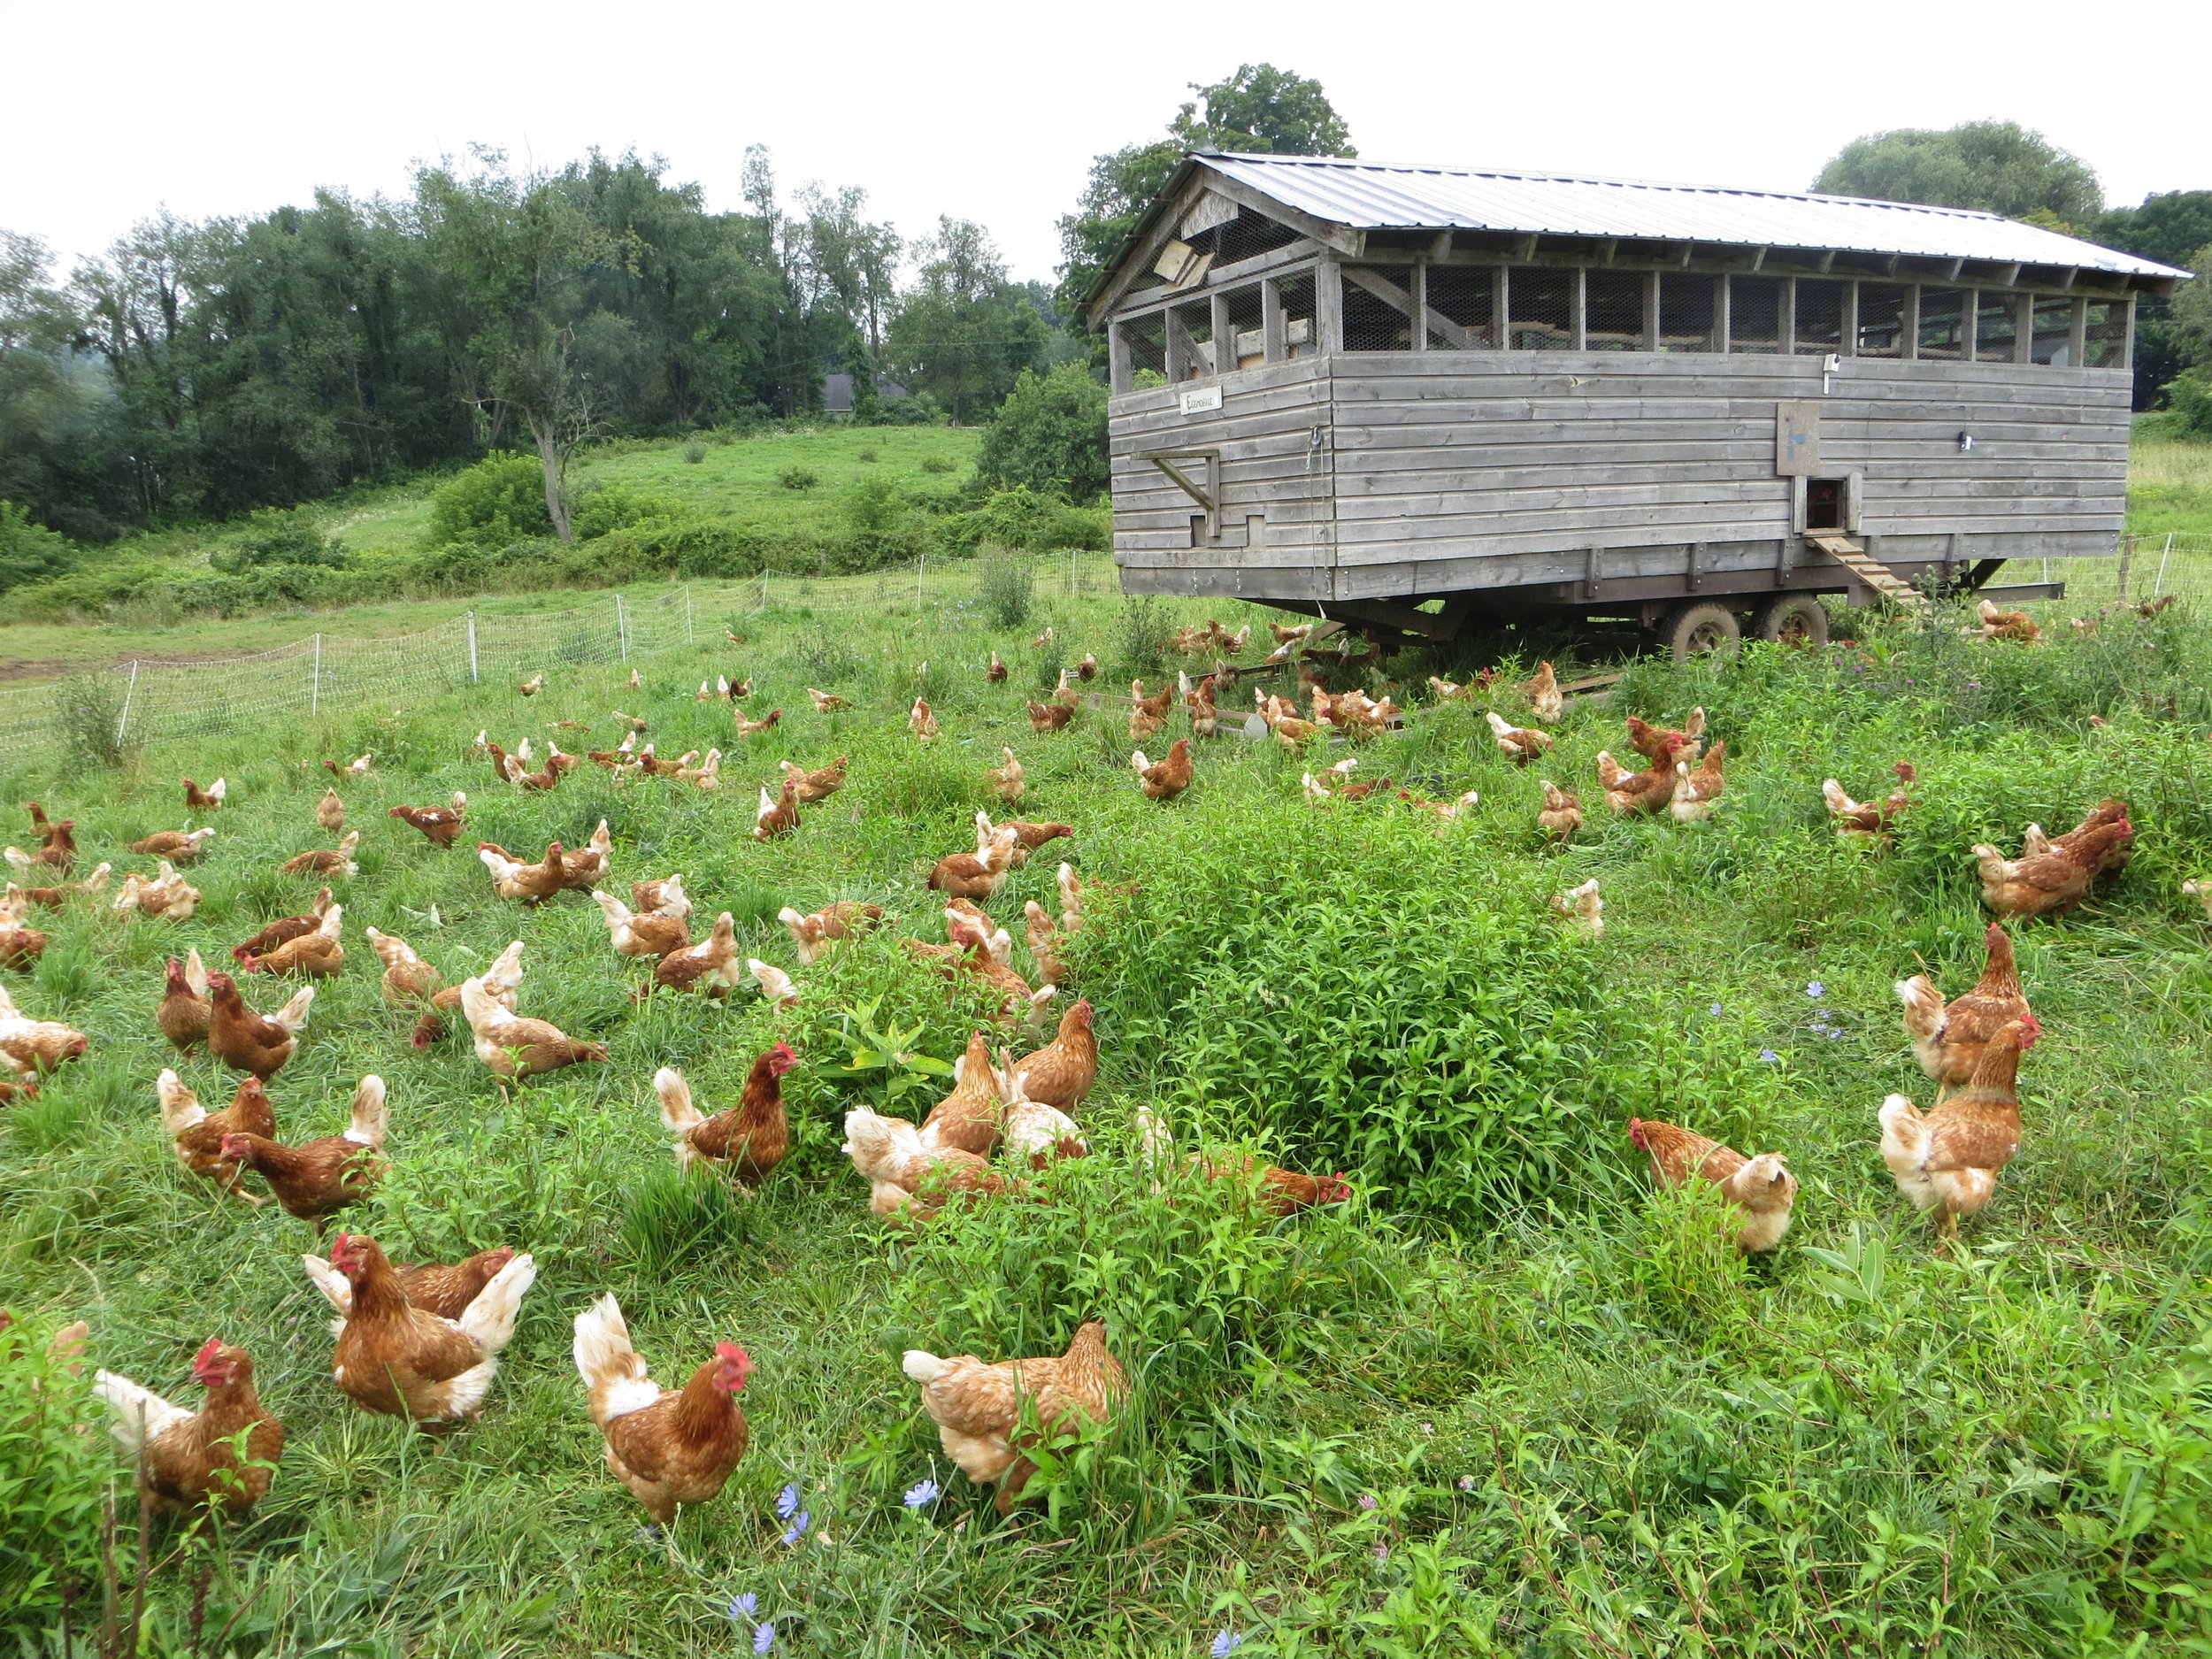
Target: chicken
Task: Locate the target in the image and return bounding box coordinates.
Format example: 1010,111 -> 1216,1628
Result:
205,972 -> 314,1079
1627,1118 -> 1797,1252
111,860 -> 203,920
632,874 -> 691,918
157,950 -> 212,1051
985,650 -> 1009,685
1486,710 -> 1553,764
315,787 -> 346,833
900,697 -> 937,743
993,1057 -> 1087,1167
1056,863 -> 1084,935
808,687 -> 852,712
573,1295 -> 751,1525
1138,1110 -> 1351,1218
157,1070 -> 274,1204
364,926 -> 444,1007
655,1044 -> 795,1187
17,803 -> 76,871
1023,902 -> 1067,985
732,708 -> 782,739
323,1232 -> 536,1424
1878,1019 -> 2031,1233
1824,763 -> 1917,841
1399,787 -> 1481,831
128,826 -> 216,862
1257,692 -> 1318,749
726,678 -> 756,701
1966,599 -> 2044,644
0,914 -> 46,971
416,937 -> 524,1048
1000,818 -> 1073,871
1626,709 -> 1707,765
545,741 -> 581,778
1426,674 -> 1476,703
478,840 -> 566,903
0,979 -> 85,1081
1183,673 -> 1219,739
1537,780 -> 1583,841
1553,878 -> 1603,940
2186,878 -> 2212,919
233,888 -> 335,963
651,912 -> 744,999
1970,818 -> 2131,920
303,1246 -> 521,1331
9,863 -> 110,910
927,826 -> 1018,902
2037,798 -> 2135,877
918,1033 -> 1005,1157
1896,922 -> 2039,1094
219,1075 -> 387,1232
777,901 -> 880,965
902,1321 -> 1124,1513
780,755 -> 848,804
181,777 -> 227,811
1132,738 -> 1194,803
518,673 -> 546,696
842,1103 -> 1005,1224
241,902 -> 345,977
595,892 -> 691,960
675,749 -> 723,790
282,831 -> 359,878
1027,698 -> 1076,733
1669,741 -> 1727,824
557,821 -> 614,893
93,1340 -> 283,1515
1066,652 -> 1094,682
749,959 -> 798,1008
1596,737 -> 1684,816
1129,680 -> 1174,743
390,794 -> 469,849
1521,660 -> 1564,724
325,753 -> 373,781
1005,998 -> 1096,1114
754,780 -> 801,841
986,748 -> 1025,803
1271,621 -> 1313,647
460,975 -> 608,1080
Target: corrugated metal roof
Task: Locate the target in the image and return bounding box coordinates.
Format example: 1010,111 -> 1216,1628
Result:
1196,153 -> 2187,279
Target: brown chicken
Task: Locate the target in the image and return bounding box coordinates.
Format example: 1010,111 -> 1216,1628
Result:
910,697 -> 940,741
918,1033 -> 1005,1157
1970,819 -> 2131,920
363,926 -> 444,1008
776,901 -> 881,965
807,687 -> 852,713
1135,1109 -> 1348,1217
1896,922 -> 2039,1094
1596,736 -> 1684,816
1879,1019 -> 2030,1234
155,950 -> 211,1050
1132,738 -> 1194,803
1669,741 -> 1727,824
1026,699 -> 1076,733
128,827 -> 216,862
157,1070 -> 275,1204
478,841 -> 566,903
754,780 -> 802,841
390,794 -> 469,848
1002,819 -> 1074,870
232,887 -> 335,963
842,1103 -> 1009,1224
732,708 -> 781,739
20,803 -> 76,871
986,748 -> 1025,803
281,831 -> 359,878
219,1074 -> 387,1233
460,973 -> 608,1081
1006,998 -> 1097,1114
1824,763 -> 1918,841
1537,780 -> 1583,841
902,1320 -> 1124,1513
2031,798 -> 2135,877
0,982 -> 89,1081
323,1232 -> 536,1424
316,787 -> 346,833
1486,711 -> 1553,764
1627,1118 -> 1797,1252
93,1340 -> 284,1515
301,1244 -> 518,1325
1129,679 -> 1174,742
206,972 -> 315,1079
0,917 -> 46,971
181,777 -> 228,811
650,912 -> 744,998
1968,599 -> 2044,643
595,892 -> 691,959
242,902 -> 344,977
1626,709 -> 1707,765
1522,660 -> 1564,724
553,821 -> 613,894
780,755 -> 849,803
573,1296 -> 751,1525
928,826 -> 1018,902
655,1044 -> 796,1189
632,874 -> 690,917
986,650 -> 1009,684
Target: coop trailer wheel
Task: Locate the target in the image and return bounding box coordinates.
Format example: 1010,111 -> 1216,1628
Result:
1658,602 -> 1742,663
1751,592 -> 1831,647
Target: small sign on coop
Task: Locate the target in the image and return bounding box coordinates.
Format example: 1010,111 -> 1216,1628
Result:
1179,385 -> 1224,415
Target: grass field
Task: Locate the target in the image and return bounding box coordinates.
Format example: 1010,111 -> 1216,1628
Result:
4,563 -> 2212,1656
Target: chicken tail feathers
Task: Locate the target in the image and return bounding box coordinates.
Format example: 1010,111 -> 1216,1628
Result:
655,1067 -> 703,1133
572,1292 -> 657,1423
458,1252 -> 536,1353
346,1076 -> 388,1148
902,1349 -> 956,1386
273,985 -> 317,1035
1894,976 -> 1946,1042
92,1370 -> 190,1453
157,1069 -> 203,1137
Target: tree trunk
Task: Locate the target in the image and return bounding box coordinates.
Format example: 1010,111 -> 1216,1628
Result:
529,414 -> 572,541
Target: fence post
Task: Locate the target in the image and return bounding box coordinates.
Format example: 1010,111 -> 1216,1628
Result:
467,611 -> 480,684
916,551 -> 925,611
616,594 -> 629,663
2116,535 -> 2134,604
2154,532 -> 2176,598
116,661 -> 140,748
1070,547 -> 1078,597
684,588 -> 694,644
311,634 -> 322,716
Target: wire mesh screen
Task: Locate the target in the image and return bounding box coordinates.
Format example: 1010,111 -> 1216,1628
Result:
1340,269 -> 1413,350
1917,289 -> 1966,360
2083,300 -> 2128,368
1508,268 -> 1574,349
1856,283 -> 1908,357
1975,292 -> 2021,363
1125,315 -> 1168,385
1658,274 -> 1715,352
2032,296 -> 2078,365
1795,279 -> 1845,355
1584,271 -> 1646,350
1221,284 -> 1265,370
1168,301 -> 1214,380
1730,276 -> 1782,354
1210,208 -> 1303,267
1425,265 -> 1494,349
1275,273 -> 1317,358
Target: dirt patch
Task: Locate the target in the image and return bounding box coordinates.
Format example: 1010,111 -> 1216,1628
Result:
0,657 -> 74,683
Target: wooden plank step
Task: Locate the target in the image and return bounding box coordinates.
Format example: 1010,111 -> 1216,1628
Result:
1808,534 -> 1928,608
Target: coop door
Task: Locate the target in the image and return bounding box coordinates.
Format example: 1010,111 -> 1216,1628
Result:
1804,479 -> 1846,531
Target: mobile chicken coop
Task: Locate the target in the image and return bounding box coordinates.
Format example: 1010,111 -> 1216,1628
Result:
1086,154 -> 2190,656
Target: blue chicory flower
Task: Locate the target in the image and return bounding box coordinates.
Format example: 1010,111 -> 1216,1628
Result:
1709,1002 -> 1724,1017
1759,1049 -> 1781,1064
905,1479 -> 941,1508
1806,981 -> 1824,998
775,1484 -> 800,1520
755,1622 -> 776,1654
1211,1632 -> 1242,1657
727,1593 -> 757,1622
781,1511 -> 810,1546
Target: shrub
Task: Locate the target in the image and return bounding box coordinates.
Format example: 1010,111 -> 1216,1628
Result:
2167,370 -> 2212,438
55,672 -> 134,769
974,362 -> 1110,500
208,506 -> 349,573
936,486 -> 1110,557
978,543 -> 1035,627
0,1313 -> 107,1617
918,456 -> 955,474
779,466 -> 819,491
681,437 -> 708,464
427,453 -> 554,549
857,447 -> 879,463
0,500 -> 83,593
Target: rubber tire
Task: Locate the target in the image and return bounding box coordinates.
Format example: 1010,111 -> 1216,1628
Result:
1659,601 -> 1743,664
1752,592 -> 1832,647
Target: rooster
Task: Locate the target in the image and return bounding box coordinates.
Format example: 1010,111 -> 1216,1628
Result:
1824,764 -> 1916,841
650,912 -> 744,999
1596,736 -> 1683,816
1486,710 -> 1552,764
322,1233 -> 537,1424
902,1321 -> 1124,1513
777,901 -> 880,965
181,777 -> 227,811
241,902 -> 344,977
388,792 -> 469,849
93,1340 -> 284,1514
460,974 -> 608,1081
1521,660 -> 1564,724
986,748 -> 1025,803
205,972 -> 314,1079
1628,1118 -> 1796,1252
1553,878 -> 1603,940
595,892 -> 691,960
655,1045 -> 795,1188
128,826 -> 217,863
1537,781 -> 1583,841
1669,741 -> 1727,824
1970,818 -> 2131,919
1132,739 -> 1194,803
573,1296 -> 752,1525
157,1071 -> 273,1205
780,755 -> 848,803
281,831 -> 359,878
1896,923 -> 2038,1095
479,841 -> 567,904
219,1076 -> 387,1233
1879,1020 -> 2031,1235
754,780 -> 801,841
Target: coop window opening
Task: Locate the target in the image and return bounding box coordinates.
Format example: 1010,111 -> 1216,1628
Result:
1167,300 -> 1216,380
1973,291 -> 2020,363
1508,267 -> 1575,350
2081,298 -> 2130,369
1220,284 -> 1266,372
1917,289 -> 1966,361
1340,266 -> 1417,351
1658,273 -> 1716,351
1730,275 -> 1783,354
2031,296 -> 2077,365
1794,279 -> 1845,355
1425,265 -> 1496,349
1584,270 -> 1646,351
1274,272 -> 1317,360
1856,283 -> 1908,357
1123,313 -> 1169,388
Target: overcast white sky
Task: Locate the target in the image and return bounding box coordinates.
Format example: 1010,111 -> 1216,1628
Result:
2,0 -> 2204,285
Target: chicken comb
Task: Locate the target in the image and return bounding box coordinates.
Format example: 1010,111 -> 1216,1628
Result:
192,1336 -> 225,1370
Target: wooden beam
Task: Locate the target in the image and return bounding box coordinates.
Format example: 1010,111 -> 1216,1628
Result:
1599,238 -> 1618,266
1942,257 -> 1964,281
1998,263 -> 2021,288
1340,264 -> 1482,349
1262,275 -> 1286,364
2068,294 -> 2087,368
1516,233 -> 1539,262
1816,250 -> 1837,274
1749,247 -> 1769,273
1184,168 -> 1365,258
1427,229 -> 1454,261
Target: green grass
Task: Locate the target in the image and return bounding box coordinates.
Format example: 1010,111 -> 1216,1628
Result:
2125,434 -> 2212,539
4,539 -> 2212,1652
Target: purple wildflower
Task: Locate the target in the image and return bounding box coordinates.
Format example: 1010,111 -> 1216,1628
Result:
904,1479 -> 941,1508
1758,1049 -> 1781,1064
1211,1634 -> 1243,1657
755,1623 -> 776,1654
775,1483 -> 800,1520
781,1510 -> 810,1546
727,1594 -> 757,1622
1806,981 -> 1824,998
1458,1474 -> 1477,1491
1358,1493 -> 1379,1511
